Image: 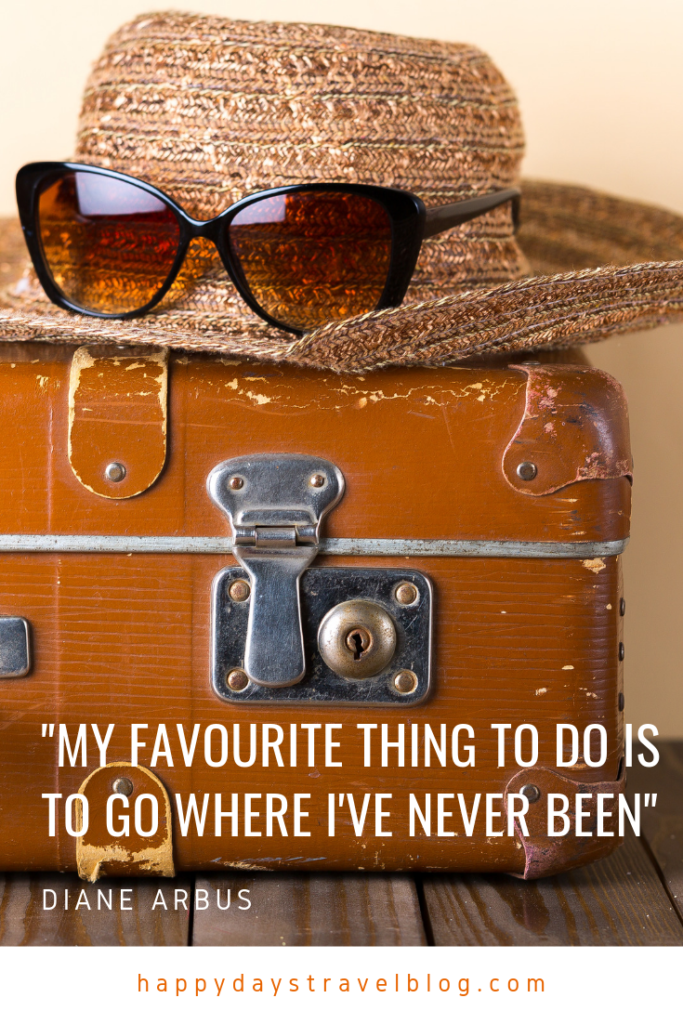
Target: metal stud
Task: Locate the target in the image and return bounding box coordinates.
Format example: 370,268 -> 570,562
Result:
228,476 -> 244,490
618,642 -> 625,661
228,579 -> 251,603
618,692 -> 625,712
517,461 -> 538,481
393,669 -> 418,695
309,473 -> 326,488
112,777 -> 134,797
226,668 -> 249,691
620,598 -> 626,616
105,462 -> 126,483
520,784 -> 541,804
395,582 -> 419,606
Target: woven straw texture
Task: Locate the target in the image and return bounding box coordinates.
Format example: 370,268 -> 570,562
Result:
2,11 -> 683,371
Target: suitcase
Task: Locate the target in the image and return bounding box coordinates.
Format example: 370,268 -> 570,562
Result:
0,343 -> 630,880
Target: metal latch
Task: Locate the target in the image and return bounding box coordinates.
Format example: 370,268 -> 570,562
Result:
207,454 -> 345,687
211,566 -> 432,706
0,617 -> 31,678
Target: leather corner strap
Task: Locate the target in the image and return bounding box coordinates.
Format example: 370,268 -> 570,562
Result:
505,765 -> 626,880
76,762 -> 175,883
503,364 -> 633,495
68,346 -> 168,499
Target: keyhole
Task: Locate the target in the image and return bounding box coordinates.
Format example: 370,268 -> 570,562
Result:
351,631 -> 365,660
345,627 -> 372,660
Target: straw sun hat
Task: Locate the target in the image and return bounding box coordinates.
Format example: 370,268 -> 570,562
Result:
2,9 -> 683,373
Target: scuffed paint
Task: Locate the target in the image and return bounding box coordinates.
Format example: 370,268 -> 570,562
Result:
67,347 -> 95,446
76,762 -> 174,883
217,861 -> 273,871
68,347 -> 168,499
503,363 -> 633,496
202,366 -> 524,413
582,558 -> 606,574
77,840 -> 174,884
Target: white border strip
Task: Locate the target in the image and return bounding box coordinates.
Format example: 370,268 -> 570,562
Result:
0,534 -> 627,558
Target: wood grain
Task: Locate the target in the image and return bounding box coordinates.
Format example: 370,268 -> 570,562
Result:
420,832 -> 683,945
628,741 -> 683,912
0,874 -> 191,946
191,872 -> 426,946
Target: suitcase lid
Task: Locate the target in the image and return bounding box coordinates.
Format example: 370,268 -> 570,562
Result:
0,345 -> 631,547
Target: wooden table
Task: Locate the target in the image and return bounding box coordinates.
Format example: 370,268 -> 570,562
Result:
2,743 -> 681,946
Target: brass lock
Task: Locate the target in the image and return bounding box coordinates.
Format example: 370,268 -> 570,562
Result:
317,599 -> 397,680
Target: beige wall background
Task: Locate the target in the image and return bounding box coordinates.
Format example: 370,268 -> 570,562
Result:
2,0 -> 683,734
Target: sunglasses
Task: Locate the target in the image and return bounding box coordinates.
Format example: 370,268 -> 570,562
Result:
16,162 -> 520,335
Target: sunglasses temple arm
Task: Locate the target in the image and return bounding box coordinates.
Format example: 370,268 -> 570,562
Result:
422,187 -> 521,239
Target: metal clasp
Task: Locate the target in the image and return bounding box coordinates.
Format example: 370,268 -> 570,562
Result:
207,454 -> 345,687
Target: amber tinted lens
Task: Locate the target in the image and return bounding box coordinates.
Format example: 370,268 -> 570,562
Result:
226,190 -> 392,330
37,171 -> 181,314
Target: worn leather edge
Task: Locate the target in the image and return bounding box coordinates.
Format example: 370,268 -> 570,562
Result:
505,763 -> 626,880
67,347 -> 168,499
503,363 -> 633,495
76,761 -> 175,882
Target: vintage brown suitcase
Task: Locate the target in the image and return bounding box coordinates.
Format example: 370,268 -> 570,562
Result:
0,343 -> 630,880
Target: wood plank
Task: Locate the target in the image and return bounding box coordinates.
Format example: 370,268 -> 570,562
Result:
628,740 -> 683,911
191,872 -> 426,946
421,831 -> 683,945
0,874 -> 191,946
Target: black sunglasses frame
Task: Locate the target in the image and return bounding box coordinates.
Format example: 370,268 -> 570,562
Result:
16,162 -> 520,335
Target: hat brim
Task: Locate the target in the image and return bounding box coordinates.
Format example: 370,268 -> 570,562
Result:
2,180 -> 683,373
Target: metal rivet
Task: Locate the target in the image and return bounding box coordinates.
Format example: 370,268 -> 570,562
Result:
393,669 -> 418,695
521,784 -> 541,804
228,476 -> 244,490
516,461 -> 538,481
395,582 -> 419,606
618,642 -> 625,661
112,777 -> 133,797
309,473 -> 326,488
618,692 -> 625,712
620,598 -> 626,616
229,579 -> 251,603
105,462 -> 126,483
226,668 -> 249,691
